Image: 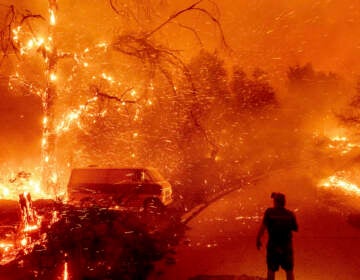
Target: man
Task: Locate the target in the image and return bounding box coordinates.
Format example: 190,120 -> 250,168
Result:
256,192 -> 298,280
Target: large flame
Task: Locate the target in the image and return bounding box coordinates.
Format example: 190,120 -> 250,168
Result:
327,136 -> 360,155
0,191 -> 46,265
63,254 -> 69,280
319,174 -> 360,196
0,171 -> 46,200
317,132 -> 360,196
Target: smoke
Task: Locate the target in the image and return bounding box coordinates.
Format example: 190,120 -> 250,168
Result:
0,85 -> 42,170
215,0 -> 360,80
1,0 -> 360,201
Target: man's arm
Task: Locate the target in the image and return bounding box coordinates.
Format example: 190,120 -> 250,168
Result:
256,222 -> 266,250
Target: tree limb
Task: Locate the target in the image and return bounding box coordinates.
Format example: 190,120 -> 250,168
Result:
145,0 -> 203,38
93,86 -> 137,104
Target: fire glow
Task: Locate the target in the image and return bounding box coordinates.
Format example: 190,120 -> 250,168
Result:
63,255 -> 69,280
327,136 -> 360,155
0,172 -> 46,200
5,0 -> 155,199
0,191 -> 51,266
319,175 -> 360,196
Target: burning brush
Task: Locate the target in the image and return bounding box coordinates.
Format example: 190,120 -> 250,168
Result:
19,192 -> 40,232
0,191 -> 41,266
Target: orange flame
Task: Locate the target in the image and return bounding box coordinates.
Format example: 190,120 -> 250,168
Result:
63,256 -> 69,280
326,135 -> 360,155
319,175 -> 360,196
49,9 -> 56,26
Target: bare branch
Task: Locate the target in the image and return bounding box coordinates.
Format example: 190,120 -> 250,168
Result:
192,7 -> 229,49
110,1 -> 227,154
109,0 -> 121,15
143,0 -> 229,49
190,109 -> 219,155
19,14 -> 45,25
109,0 -> 141,26
158,65 -> 177,95
145,0 -> 203,38
0,4 -> 45,60
92,85 -> 137,104
172,22 -> 203,47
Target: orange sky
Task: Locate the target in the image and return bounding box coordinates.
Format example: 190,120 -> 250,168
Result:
2,0 -> 360,78
217,0 -> 360,75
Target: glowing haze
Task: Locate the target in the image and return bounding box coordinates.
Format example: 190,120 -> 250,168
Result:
1,0 -> 360,200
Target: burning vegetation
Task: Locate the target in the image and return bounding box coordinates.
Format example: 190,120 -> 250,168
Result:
1,0 -> 360,279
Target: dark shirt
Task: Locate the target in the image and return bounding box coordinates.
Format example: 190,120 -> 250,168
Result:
263,207 -> 298,246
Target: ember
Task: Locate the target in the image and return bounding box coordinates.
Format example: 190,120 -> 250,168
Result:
3,0 -> 360,279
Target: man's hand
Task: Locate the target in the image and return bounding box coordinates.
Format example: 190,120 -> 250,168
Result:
256,238 -> 262,250
256,223 -> 265,250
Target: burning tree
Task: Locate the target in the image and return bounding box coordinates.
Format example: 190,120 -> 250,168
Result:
0,0 -> 228,197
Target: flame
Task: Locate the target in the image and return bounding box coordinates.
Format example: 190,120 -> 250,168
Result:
0,191 -> 53,265
50,73 -> 57,81
63,260 -> 69,280
55,97 -> 98,134
0,243 -> 14,251
50,172 -> 58,184
130,89 -> 137,97
101,72 -> 114,83
56,111 -> 81,133
27,39 -> 34,49
51,210 -> 59,225
134,108 -> 140,121
42,137 -> 47,147
23,223 -> 39,233
11,24 -> 48,55
49,9 -> 56,26
37,37 -> 45,46
12,26 -> 21,43
319,175 -> 360,196
96,42 -> 108,49
0,185 -> 10,197
325,135 -> 360,155
20,238 -> 27,246
0,172 -> 46,200
330,136 -> 347,142
42,116 -> 48,126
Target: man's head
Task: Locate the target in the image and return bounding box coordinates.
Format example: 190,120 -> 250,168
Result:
271,192 -> 286,208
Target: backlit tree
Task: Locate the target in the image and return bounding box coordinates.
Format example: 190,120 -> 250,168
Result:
0,0 -> 227,196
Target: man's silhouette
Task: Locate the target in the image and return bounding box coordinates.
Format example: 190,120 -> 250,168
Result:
256,192 -> 298,280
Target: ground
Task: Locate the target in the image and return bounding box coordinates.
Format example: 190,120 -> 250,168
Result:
1,166 -> 360,279
149,169 -> 360,280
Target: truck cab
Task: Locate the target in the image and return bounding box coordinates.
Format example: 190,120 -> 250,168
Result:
67,167 -> 173,211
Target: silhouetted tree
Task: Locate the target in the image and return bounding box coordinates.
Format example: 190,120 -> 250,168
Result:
287,63 -> 340,93
231,67 -> 277,112
0,1 -> 228,192
337,76 -> 360,127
